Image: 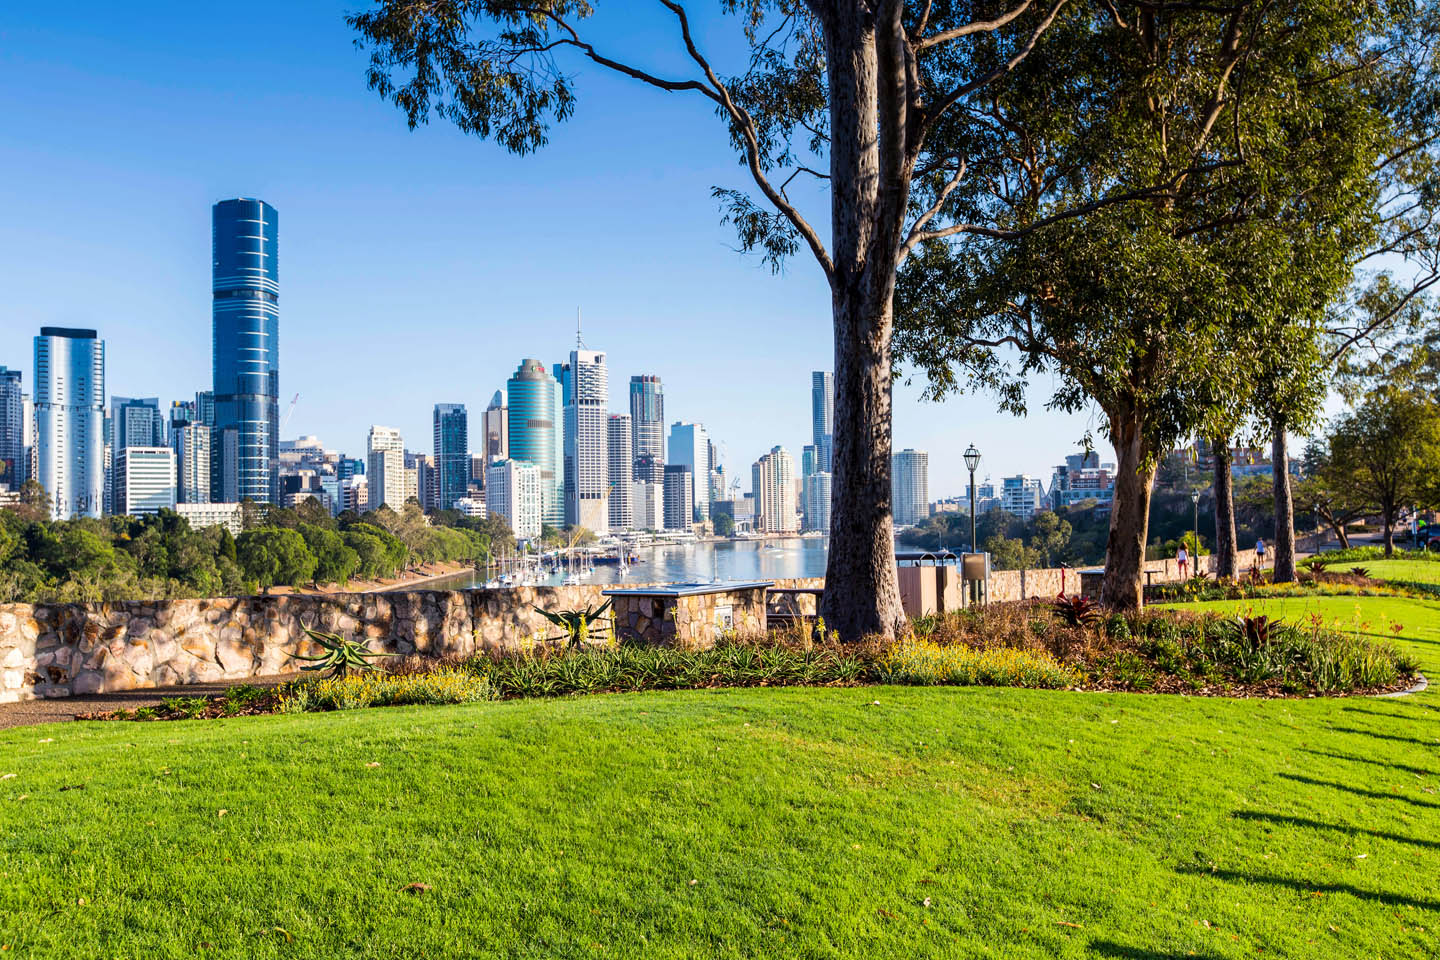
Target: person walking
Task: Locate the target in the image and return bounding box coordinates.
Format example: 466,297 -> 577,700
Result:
1255,537 -> 1267,570
1176,543 -> 1189,580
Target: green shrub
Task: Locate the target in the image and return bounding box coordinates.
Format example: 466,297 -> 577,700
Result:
277,670 -> 495,713
468,640 -> 871,699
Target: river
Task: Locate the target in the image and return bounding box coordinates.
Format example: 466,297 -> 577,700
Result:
438,537 -> 832,589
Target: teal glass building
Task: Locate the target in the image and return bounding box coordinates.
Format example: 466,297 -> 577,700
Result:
505,359 -> 563,526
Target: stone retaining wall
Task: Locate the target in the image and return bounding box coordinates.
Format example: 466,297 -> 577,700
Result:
0,552 -> 1264,702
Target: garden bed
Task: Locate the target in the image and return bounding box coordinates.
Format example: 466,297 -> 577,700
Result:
75,592 -> 1420,722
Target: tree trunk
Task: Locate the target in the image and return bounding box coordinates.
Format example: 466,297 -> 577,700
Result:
1271,421 -> 1297,582
1101,405 -> 1156,610
1212,435 -> 1237,579
817,10 -> 908,641
1382,501 -> 1396,557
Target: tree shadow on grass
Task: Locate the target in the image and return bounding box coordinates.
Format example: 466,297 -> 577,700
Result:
1300,748 -> 1437,777
1325,725 -> 1440,747
1176,867 -> 1440,912
1278,773 -> 1440,810
1088,941 -> 1221,959
1339,705 -> 1435,721
1232,810 -> 1440,850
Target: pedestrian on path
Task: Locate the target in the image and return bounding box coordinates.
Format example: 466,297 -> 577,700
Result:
1176,543 -> 1189,580
1255,537 -> 1267,570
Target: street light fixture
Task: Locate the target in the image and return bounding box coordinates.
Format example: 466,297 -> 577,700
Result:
964,444 -> 981,604
1191,491 -> 1200,575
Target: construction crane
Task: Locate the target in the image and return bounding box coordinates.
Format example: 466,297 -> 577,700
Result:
279,393 -> 300,435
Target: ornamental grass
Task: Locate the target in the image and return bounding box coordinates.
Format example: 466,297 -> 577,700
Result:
876,640 -> 1079,689
277,669 -> 494,713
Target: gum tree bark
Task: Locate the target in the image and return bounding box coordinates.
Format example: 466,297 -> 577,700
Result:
1100,405 -> 1156,610
819,7 -> 909,639
1211,436 -> 1238,579
1271,420 -> 1298,581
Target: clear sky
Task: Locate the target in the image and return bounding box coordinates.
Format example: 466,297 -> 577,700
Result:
0,2 -> 1103,499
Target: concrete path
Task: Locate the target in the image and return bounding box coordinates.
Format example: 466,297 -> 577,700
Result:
0,673 -> 298,731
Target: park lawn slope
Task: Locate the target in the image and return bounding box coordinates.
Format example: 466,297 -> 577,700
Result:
3,592 -> 1439,960
1356,558 -> 1440,587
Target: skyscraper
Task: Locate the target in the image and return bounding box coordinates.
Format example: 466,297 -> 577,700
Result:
506,359 -> 563,527
0,367 -> 23,491
366,425 -> 405,510
811,371 -> 834,472
752,446 -> 798,534
486,459 -> 542,540
892,448 -> 930,526
803,471 -> 833,534
482,390 -> 507,462
663,464 -> 694,532
34,327 -> 105,519
433,403 -> 469,511
607,414 -> 633,531
170,419 -> 212,505
557,347 -> 609,533
667,421 -> 711,523
116,447 -> 177,517
212,198 -> 280,504
109,397 -> 165,511
629,375 -> 664,470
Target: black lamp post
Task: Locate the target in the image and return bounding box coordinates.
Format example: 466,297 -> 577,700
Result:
1191,491 -> 1200,575
964,444 -> 981,553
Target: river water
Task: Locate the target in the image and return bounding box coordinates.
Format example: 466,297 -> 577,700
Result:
440,537 -> 832,589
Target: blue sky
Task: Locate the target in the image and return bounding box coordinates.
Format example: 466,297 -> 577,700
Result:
0,2 -> 1102,499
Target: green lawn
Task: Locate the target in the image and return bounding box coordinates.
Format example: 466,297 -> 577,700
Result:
2,595 -> 1438,959
1349,558 -> 1440,586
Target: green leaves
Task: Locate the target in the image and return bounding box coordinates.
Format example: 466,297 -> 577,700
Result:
292,627 -> 392,679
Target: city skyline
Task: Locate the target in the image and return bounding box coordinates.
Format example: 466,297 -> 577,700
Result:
0,2 -> 1107,498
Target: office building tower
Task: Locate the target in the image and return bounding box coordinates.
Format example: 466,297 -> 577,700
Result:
116,447 -> 176,516
175,502 -> 244,535
171,420 -> 212,504
629,374 -> 664,469
338,456 -> 363,481
194,390 -> 215,428
1000,474 -> 1045,520
109,397 -> 165,511
811,371 -> 834,471
169,400 -> 196,431
433,403 -> 469,511
803,471 -> 832,533
482,391 -> 507,462
406,451 -> 435,511
634,453 -> 663,484
752,446 -> 798,534
557,347 -> 609,533
891,449 -> 929,526
366,425 -> 405,510
212,197 -> 280,503
667,421 -> 710,523
486,459 -> 542,540
34,328 -> 105,519
663,464 -> 694,532
607,414 -> 633,531
453,496 -> 487,519
631,480 -> 663,531
0,367 -> 23,490
506,358 -> 564,526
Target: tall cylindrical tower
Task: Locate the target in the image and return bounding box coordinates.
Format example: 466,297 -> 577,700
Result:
212,198 -> 279,503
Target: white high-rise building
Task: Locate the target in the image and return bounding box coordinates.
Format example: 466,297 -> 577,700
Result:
559,347 -> 609,533
175,502 -> 243,535
752,446 -> 798,534
667,421 -> 711,523
35,327 -> 106,519
803,471 -> 832,533
171,421 -> 211,504
892,449 -> 929,526
1001,474 -> 1045,520
630,481 -> 663,531
116,447 -> 176,516
366,425 -> 405,510
486,459 -> 542,540
607,414 -> 633,531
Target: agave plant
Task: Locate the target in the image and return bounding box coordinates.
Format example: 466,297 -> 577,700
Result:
1350,566 -> 1372,579
535,599 -> 615,649
291,626 -> 392,678
1224,615 -> 1284,648
1052,594 -> 1102,628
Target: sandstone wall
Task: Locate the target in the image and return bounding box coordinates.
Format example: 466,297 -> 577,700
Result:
0,553 -> 1263,703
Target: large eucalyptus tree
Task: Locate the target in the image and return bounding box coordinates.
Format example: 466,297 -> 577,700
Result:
346,1 -> 1132,638
893,1 -> 1422,607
